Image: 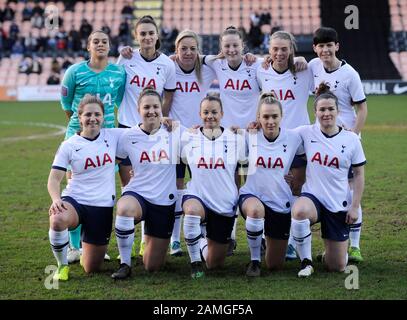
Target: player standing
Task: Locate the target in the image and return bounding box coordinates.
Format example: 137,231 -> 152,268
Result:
117,15 -> 176,256
257,31 -> 314,260
205,26 -> 262,254
308,27 -> 368,262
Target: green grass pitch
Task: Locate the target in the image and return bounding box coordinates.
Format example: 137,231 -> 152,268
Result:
0,95 -> 406,299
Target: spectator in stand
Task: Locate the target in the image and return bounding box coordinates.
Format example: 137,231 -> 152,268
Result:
47,72 -> 61,85
63,0 -> 75,12
250,11 -> 260,27
118,17 -> 131,43
19,56 -> 33,74
31,56 -> 42,74
79,19 -> 93,40
61,57 -> 73,72
11,38 -> 24,57
9,20 -> 19,41
24,32 -> 38,55
51,58 -> 61,73
259,9 -> 271,27
22,2 -> 34,22
121,1 -> 134,20
2,3 -> 15,21
31,12 -> 44,29
32,2 -> 44,16
68,25 -> 81,52
248,20 -> 263,50
101,21 -> 111,36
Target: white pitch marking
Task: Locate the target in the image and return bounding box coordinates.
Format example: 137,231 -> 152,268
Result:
0,121 -> 66,142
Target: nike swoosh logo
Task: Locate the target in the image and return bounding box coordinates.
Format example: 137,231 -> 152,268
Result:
265,79 -> 271,81
222,68 -> 227,71
311,140 -> 318,143
75,148 -> 82,152
132,141 -> 138,144
80,82 -> 89,86
393,83 -> 407,94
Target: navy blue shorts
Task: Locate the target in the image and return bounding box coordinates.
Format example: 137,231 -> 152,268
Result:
122,191 -> 175,239
176,162 -> 191,179
238,194 -> 291,240
62,196 -> 113,245
290,154 -> 307,169
301,192 -> 350,241
118,123 -> 132,166
182,195 -> 235,244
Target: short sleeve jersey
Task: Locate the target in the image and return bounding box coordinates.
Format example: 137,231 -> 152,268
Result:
117,124 -> 181,206
240,129 -> 304,213
297,124 -> 366,212
169,62 -> 216,128
257,66 -> 313,129
181,128 -> 246,215
117,50 -> 176,127
206,57 -> 262,128
52,128 -> 125,207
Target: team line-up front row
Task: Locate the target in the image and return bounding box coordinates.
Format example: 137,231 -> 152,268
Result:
48,84 -> 365,281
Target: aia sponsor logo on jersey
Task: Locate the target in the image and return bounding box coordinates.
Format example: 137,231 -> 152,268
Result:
224,79 -> 252,90
84,153 -> 113,169
139,150 -> 169,163
176,81 -> 200,92
197,157 -> 225,169
255,156 -> 284,169
129,75 -> 157,88
311,152 -> 339,169
270,89 -> 295,101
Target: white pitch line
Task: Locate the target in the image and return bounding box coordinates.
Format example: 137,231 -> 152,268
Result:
0,121 -> 66,142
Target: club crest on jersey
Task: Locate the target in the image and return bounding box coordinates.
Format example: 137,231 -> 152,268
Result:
341,145 -> 346,153
84,153 -> 113,169
176,81 -> 200,92
197,157 -> 225,169
283,144 -> 287,152
140,150 -> 169,163
108,77 -> 114,88
270,89 -> 295,101
129,75 -> 156,88
311,152 -> 339,169
156,67 -> 161,75
255,156 -> 284,169
224,79 -> 252,90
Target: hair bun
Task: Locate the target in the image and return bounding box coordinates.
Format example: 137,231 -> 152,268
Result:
315,82 -> 331,97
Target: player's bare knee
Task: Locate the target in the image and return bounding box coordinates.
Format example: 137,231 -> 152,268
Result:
49,214 -> 66,230
246,207 -> 263,219
292,209 -> 308,220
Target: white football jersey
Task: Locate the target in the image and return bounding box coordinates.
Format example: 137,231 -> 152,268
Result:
117,50 -> 176,127
206,56 -> 262,128
257,66 -> 313,129
117,124 -> 181,206
297,124 -> 366,212
181,128 -> 247,216
308,58 -> 366,130
240,129 -> 304,213
169,62 -> 216,127
52,128 -> 125,207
